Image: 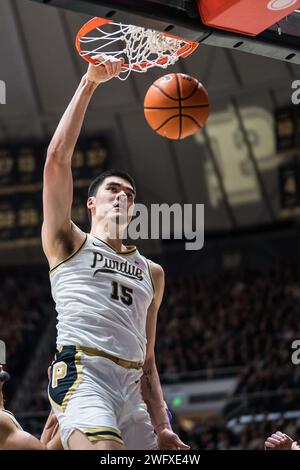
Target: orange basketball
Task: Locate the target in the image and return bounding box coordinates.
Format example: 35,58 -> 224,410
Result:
144,73 -> 209,140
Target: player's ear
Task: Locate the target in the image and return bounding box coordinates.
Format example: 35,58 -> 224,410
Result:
87,196 -> 96,210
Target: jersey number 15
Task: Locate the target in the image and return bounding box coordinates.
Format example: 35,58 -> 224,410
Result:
110,281 -> 133,306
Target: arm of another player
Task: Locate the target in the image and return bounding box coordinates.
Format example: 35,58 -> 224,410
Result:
0,411 -> 46,450
0,410 -> 64,450
141,262 -> 190,450
40,410 -> 63,450
42,55 -> 123,263
264,431 -> 300,450
0,366 -> 59,450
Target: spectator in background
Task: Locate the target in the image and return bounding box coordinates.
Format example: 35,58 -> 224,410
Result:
264,431 -> 300,450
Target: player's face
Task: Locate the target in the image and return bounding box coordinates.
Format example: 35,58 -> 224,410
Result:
90,176 -> 135,228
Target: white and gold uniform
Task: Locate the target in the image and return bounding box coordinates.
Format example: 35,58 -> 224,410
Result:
48,234 -> 157,450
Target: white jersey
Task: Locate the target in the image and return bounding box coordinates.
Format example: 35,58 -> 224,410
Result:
50,234 -> 154,362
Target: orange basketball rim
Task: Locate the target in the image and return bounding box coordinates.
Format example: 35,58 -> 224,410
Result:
75,17 -> 199,79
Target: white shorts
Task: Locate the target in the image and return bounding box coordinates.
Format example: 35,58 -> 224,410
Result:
48,346 -> 157,450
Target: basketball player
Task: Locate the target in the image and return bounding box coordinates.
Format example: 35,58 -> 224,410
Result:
42,55 -> 189,451
0,365 -> 62,450
264,431 -> 300,450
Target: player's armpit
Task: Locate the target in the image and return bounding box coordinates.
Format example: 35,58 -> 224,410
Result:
41,220 -> 85,269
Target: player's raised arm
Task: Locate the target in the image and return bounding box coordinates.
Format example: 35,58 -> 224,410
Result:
42,56 -> 123,264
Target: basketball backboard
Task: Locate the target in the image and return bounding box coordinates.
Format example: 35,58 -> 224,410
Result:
30,0 -> 300,64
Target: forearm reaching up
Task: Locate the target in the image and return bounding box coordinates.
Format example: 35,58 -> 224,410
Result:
47,76 -> 98,165
47,56 -> 122,165
42,55 -> 123,263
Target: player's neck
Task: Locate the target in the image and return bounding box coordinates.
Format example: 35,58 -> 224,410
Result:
90,225 -> 125,252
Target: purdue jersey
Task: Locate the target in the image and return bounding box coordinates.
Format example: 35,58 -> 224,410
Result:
50,234 -> 154,362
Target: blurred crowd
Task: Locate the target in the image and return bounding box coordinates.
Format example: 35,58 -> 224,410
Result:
158,264 -> 300,403
0,267 -> 52,396
174,414 -> 300,450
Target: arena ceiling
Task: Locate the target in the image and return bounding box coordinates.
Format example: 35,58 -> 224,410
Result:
0,0 -> 299,249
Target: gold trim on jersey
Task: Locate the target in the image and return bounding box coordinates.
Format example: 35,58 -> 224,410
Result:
78,345 -> 143,369
92,236 -> 137,255
83,426 -> 122,435
87,435 -> 124,444
146,259 -> 156,297
61,349 -> 83,412
48,394 -> 61,413
49,234 -> 88,274
82,426 -> 124,445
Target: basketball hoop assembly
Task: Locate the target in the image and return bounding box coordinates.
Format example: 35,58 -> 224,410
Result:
76,17 -> 199,80
197,0 -> 300,36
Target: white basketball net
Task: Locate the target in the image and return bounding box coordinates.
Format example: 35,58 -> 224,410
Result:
79,22 -> 193,80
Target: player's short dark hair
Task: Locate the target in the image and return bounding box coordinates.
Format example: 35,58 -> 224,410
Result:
87,169 -> 136,222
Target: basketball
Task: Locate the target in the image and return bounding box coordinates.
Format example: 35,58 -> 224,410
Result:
144,73 -> 210,140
